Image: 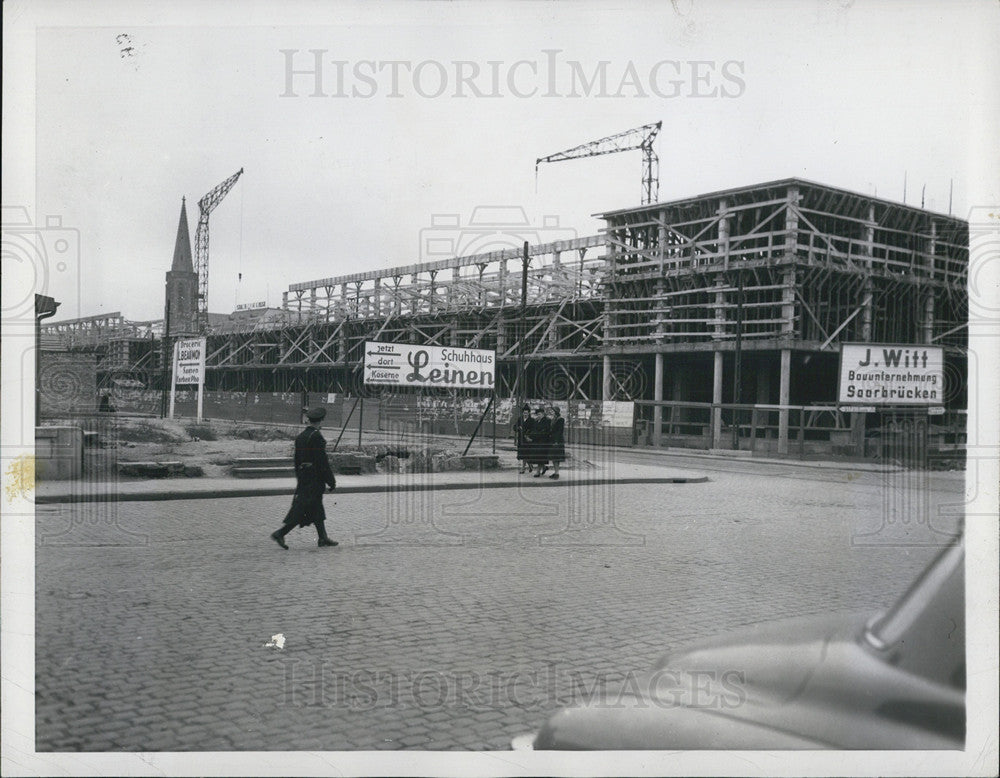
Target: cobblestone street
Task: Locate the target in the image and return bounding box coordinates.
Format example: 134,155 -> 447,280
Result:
35,460 -> 964,751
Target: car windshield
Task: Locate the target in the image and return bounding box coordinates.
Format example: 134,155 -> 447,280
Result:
864,533 -> 965,687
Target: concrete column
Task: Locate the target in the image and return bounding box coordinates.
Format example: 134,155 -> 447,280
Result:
714,277 -> 726,340
653,352 -> 664,447
719,198 -> 730,269
924,220 -> 937,344
785,186 -> 800,258
778,349 -> 791,454
658,212 -> 668,272
450,266 -> 461,308
498,259 -> 508,306
862,204 -> 875,342
712,351 -> 723,448
602,355 -> 612,400
779,268 -> 795,338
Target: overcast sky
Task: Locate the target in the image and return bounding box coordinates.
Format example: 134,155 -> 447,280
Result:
8,0 -> 1000,321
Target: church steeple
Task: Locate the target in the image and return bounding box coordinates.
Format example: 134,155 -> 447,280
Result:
171,196 -> 194,273
165,197 -> 199,336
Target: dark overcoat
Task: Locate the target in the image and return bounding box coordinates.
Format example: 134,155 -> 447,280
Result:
513,414 -> 534,462
528,415 -> 551,465
548,416 -> 566,463
283,425 -> 337,528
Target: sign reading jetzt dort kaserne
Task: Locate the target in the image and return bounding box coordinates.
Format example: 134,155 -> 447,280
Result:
364,341 -> 495,390
837,343 -> 944,406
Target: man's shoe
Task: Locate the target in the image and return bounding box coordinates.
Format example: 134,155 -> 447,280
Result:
271,531 -> 288,550
318,538 -> 339,547
549,473 -> 560,479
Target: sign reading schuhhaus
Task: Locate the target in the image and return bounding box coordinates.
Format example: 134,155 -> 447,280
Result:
364,341 -> 495,390
838,343 -> 944,405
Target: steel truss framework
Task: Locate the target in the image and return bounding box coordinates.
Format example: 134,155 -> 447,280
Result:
600,179 -> 968,352
47,180 -> 968,412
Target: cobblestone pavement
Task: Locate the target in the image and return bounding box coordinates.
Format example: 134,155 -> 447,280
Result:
35,463 -> 964,751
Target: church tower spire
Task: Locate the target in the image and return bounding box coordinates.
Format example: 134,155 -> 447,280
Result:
171,196 -> 194,273
165,197 -> 199,336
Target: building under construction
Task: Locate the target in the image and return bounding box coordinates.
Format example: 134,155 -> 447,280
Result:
43,177 -> 969,458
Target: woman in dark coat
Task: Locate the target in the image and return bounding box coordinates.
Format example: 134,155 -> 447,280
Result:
512,405 -> 534,474
546,405 -> 566,479
529,406 -> 551,477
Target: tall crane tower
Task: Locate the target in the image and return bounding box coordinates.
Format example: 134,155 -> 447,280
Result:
194,168 -> 244,329
535,121 -> 662,205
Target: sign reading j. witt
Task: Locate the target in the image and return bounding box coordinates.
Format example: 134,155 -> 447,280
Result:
837,343 -> 944,405
364,341 -> 495,390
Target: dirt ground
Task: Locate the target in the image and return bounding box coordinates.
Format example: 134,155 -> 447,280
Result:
62,415 -> 512,479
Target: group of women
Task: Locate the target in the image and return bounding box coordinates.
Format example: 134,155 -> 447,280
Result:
512,404 -> 566,479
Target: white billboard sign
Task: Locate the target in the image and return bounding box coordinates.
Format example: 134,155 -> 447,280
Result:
364,341 -> 495,391
837,343 -> 944,406
169,337 -> 207,420
174,337 -> 206,385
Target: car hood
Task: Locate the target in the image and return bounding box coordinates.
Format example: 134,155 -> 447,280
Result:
532,612 -> 964,750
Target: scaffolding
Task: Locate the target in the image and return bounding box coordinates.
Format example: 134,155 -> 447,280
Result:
599,179 -> 967,351
43,178 -> 969,455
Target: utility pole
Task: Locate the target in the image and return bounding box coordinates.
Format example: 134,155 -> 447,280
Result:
731,268 -> 743,449
517,241 -> 529,407
160,300 -> 171,418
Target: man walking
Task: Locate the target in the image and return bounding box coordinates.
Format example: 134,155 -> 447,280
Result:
270,407 -> 339,549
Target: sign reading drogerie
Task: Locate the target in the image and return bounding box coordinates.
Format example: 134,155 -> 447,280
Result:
838,343 -> 944,405
364,341 -> 495,390
174,337 -> 206,385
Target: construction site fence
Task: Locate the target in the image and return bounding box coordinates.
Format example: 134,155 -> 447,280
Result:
633,400 -> 967,464
101,389 -> 635,447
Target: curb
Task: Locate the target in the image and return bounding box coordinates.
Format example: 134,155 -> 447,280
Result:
34,475 -> 709,504
628,446 -> 904,472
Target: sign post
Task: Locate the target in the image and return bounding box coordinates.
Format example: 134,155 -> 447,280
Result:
168,337 -> 207,421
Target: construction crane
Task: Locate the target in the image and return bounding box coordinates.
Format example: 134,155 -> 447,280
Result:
535,121 -> 662,205
194,168 -> 244,330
